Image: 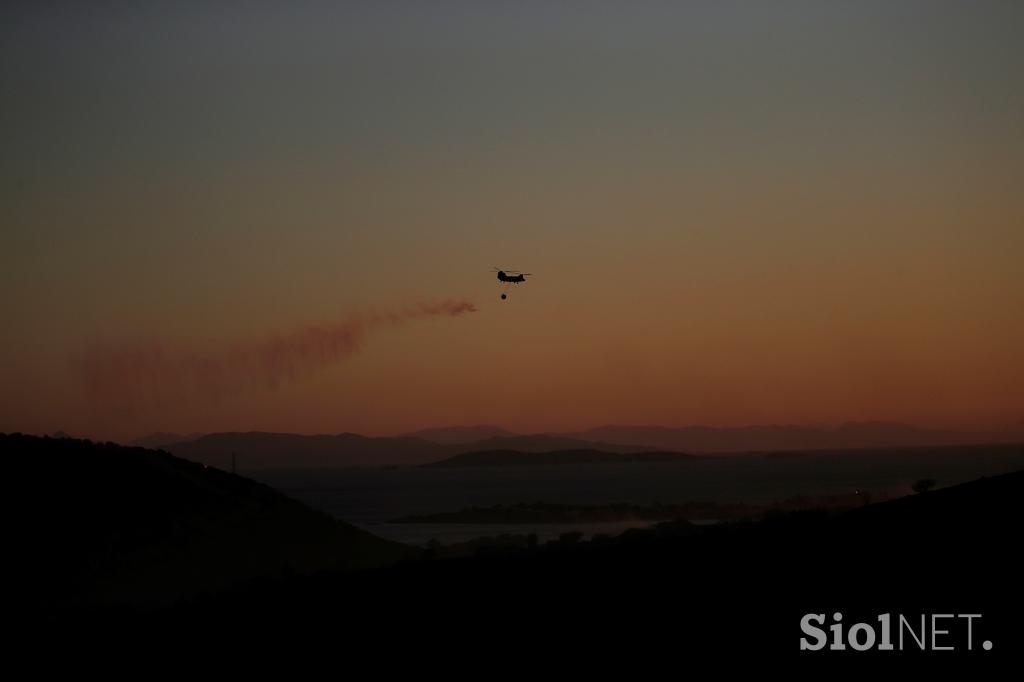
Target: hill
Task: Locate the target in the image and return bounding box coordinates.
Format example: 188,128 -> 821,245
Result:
132,467 -> 1024,666
131,431 -> 204,449
564,421 -> 976,452
168,431 -> 449,469
21,430 -> 1024,665
159,423 -> 993,470
4,433 -> 413,609
399,425 -> 518,444
453,434 -> 650,454
422,448 -> 702,467
165,431 -> 650,469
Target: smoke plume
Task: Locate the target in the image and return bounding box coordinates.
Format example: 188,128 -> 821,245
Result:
75,299 -> 477,410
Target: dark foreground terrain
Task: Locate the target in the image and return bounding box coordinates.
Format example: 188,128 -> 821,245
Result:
9,433 -> 1021,670
6,433 -> 413,610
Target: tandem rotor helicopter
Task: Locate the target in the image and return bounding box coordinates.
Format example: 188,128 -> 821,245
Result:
491,267 -> 532,300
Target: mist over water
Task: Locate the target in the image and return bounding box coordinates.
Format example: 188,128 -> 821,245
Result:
254,447 -> 1024,545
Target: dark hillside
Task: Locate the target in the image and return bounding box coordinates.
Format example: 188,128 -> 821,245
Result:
5,433 -> 413,609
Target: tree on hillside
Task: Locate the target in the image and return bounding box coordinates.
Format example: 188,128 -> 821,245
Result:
912,478 -> 937,494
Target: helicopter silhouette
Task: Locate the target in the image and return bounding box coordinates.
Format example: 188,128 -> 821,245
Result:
492,267 -> 532,300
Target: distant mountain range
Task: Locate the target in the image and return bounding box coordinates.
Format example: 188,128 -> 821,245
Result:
559,421 -> 980,453
169,432 -> 445,469
140,421 -> 997,470
443,434 -> 646,454
406,421 -> 985,452
131,431 -> 206,449
422,448 -> 703,468
399,425 -> 516,445
165,431 -> 650,470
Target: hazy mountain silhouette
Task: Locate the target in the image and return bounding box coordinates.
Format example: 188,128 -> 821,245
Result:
457,434 -> 649,454
423,448 -> 703,468
158,423 -> 1005,470
563,421 -> 976,452
166,431 -> 650,469
400,425 -> 518,445
168,431 -> 449,469
5,433 -> 413,608
131,431 -> 205,449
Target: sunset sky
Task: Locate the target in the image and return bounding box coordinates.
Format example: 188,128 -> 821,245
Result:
2,1 -> 1022,441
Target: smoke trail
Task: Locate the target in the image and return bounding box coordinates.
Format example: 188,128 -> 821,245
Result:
74,299 -> 477,410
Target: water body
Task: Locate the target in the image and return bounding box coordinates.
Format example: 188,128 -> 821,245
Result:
253,446 -> 1024,546
354,520 -> 657,547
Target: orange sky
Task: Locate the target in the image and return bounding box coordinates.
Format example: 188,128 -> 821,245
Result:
2,3 -> 1022,440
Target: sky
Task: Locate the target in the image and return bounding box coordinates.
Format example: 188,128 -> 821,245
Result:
2,1 -> 1022,441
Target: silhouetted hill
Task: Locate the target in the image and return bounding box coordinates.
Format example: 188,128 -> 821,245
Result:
4,433 -> 413,609
166,431 -> 650,469
162,424 -> 985,470
25,430 -> 1024,667
422,448 -> 702,467
131,431 -> 204,449
400,425 -> 518,444
829,468 -> 1024,540
457,434 -> 650,454
169,431 -> 449,469
120,467 -> 1024,668
564,421 -> 975,452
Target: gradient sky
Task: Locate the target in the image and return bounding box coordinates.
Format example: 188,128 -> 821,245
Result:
2,1 -> 1022,441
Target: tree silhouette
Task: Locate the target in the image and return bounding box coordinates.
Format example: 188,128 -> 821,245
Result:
555,531 -> 584,545
912,478 -> 937,494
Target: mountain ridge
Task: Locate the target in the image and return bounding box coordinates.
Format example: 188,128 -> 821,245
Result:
399,425 -> 517,445
146,421 -> 1002,469
165,431 -> 650,469
421,448 -> 704,468
560,420 -> 979,452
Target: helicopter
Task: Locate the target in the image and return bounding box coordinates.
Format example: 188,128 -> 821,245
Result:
492,267 -> 532,300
